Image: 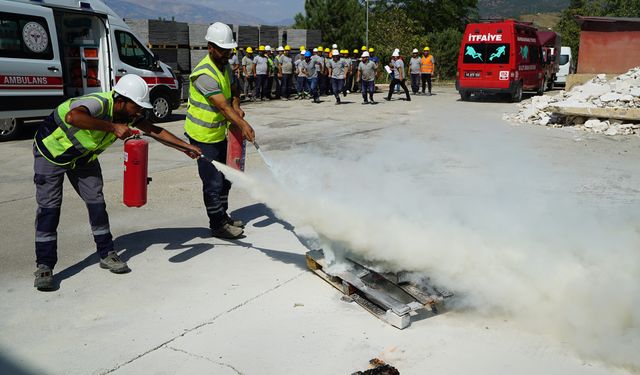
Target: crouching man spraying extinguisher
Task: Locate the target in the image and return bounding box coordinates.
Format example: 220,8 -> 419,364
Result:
32,74 -> 202,291
186,22 -> 256,240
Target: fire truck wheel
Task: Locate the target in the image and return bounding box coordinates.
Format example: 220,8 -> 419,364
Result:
0,117 -> 22,141
511,82 -> 523,103
150,93 -> 172,122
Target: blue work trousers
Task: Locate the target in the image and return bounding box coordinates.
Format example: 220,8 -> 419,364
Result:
187,136 -> 232,230
307,77 -> 319,100
331,78 -> 345,100
33,147 -> 112,269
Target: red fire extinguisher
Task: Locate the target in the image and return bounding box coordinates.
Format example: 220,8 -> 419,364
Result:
226,124 -> 246,171
123,134 -> 150,207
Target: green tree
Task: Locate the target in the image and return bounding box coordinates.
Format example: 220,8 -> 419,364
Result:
372,0 -> 479,33
294,0 -> 366,48
425,28 -> 464,80
557,0 -> 639,66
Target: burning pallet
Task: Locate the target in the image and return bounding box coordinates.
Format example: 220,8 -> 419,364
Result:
305,249 -> 452,329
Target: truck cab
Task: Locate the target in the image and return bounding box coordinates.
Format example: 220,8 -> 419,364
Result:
0,0 -> 179,141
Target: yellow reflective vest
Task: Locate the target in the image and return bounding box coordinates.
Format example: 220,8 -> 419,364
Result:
35,91 -> 118,168
185,55 -> 232,143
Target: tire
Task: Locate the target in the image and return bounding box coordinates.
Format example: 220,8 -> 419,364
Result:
150,93 -> 172,122
511,82 -> 523,103
537,77 -> 546,96
460,91 -> 471,101
0,117 -> 22,141
547,77 -> 554,91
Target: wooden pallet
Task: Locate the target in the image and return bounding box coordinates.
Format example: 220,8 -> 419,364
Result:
306,249 -> 452,329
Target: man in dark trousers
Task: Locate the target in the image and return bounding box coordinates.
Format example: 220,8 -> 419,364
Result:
32,74 -> 201,291
385,50 -> 411,101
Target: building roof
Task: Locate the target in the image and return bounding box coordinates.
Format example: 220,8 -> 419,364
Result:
577,16 -> 640,31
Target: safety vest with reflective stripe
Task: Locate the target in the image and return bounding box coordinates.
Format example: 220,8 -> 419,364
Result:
35,91 -> 118,167
421,55 -> 434,74
185,55 -> 232,144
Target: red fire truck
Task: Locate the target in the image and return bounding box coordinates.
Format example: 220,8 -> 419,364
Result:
456,20 -> 551,102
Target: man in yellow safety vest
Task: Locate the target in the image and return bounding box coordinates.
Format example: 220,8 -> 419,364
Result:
32,74 -> 201,291
185,22 -> 256,240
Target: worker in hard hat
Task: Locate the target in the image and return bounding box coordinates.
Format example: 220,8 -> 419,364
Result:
421,46 -> 435,95
279,45 -> 294,100
328,49 -> 349,104
31,74 -> 202,291
301,50 -> 321,103
295,48 -> 309,99
241,46 -> 255,101
386,49 -> 411,101
253,45 -> 269,100
265,46 -> 278,99
323,47 -> 332,95
409,48 -> 422,95
357,51 -> 378,104
350,49 -> 360,93
186,22 -> 256,240
341,49 -> 352,95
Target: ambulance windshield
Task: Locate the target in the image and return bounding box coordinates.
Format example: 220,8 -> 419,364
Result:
463,43 -> 510,64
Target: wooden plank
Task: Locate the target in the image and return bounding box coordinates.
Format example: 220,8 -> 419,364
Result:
547,106 -> 640,121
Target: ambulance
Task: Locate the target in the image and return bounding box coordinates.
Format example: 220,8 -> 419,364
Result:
456,20 -> 547,102
0,0 -> 180,141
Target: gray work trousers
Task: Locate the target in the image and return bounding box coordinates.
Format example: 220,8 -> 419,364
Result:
33,147 -> 113,268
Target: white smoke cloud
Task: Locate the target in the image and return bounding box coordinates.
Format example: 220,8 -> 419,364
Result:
216,126 -> 640,372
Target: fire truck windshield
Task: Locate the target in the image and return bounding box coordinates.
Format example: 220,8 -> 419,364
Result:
463,43 -> 510,64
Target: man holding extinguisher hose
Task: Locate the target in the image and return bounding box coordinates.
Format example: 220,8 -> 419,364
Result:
32,74 -> 202,291
185,22 -> 256,241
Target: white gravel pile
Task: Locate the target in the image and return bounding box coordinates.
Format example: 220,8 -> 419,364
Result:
504,67 -> 640,135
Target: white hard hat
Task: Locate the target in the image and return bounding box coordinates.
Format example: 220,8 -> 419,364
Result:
332,43 -> 338,49
392,50 -> 400,57
277,46 -> 284,51
205,22 -> 237,49
313,48 -> 318,52
114,74 -> 152,109
361,51 -> 370,57
412,48 -> 419,53
332,49 -> 339,55
265,45 -> 271,51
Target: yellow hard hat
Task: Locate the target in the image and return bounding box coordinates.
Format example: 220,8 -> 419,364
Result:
299,45 -> 305,50
424,46 -> 430,51
246,47 -> 253,53
368,47 -> 374,53
284,45 -> 291,51
324,47 -> 330,52
233,48 -> 237,53
317,46 -> 323,51
258,45 -> 265,51
341,49 -> 347,54
353,49 -> 359,53
361,45 -> 367,51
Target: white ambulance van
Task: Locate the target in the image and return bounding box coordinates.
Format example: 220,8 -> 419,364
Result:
554,46 -> 573,87
0,0 -> 181,140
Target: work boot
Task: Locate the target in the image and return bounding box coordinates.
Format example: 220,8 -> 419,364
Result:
34,264 -> 54,291
211,223 -> 244,239
100,251 -> 131,274
224,214 -> 245,228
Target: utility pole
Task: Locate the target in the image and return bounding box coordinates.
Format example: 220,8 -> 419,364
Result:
365,0 -> 369,48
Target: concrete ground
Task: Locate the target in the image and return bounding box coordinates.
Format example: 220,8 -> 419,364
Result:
1,87 -> 638,375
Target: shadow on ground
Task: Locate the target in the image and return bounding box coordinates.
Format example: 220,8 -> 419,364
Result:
51,203 -> 308,286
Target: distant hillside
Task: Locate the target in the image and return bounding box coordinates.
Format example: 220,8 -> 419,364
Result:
105,0 -> 265,25
519,12 -> 562,30
478,0 -> 569,18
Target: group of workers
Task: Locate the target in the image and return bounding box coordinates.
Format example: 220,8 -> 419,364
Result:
231,44 -> 435,105
29,20 -> 437,290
